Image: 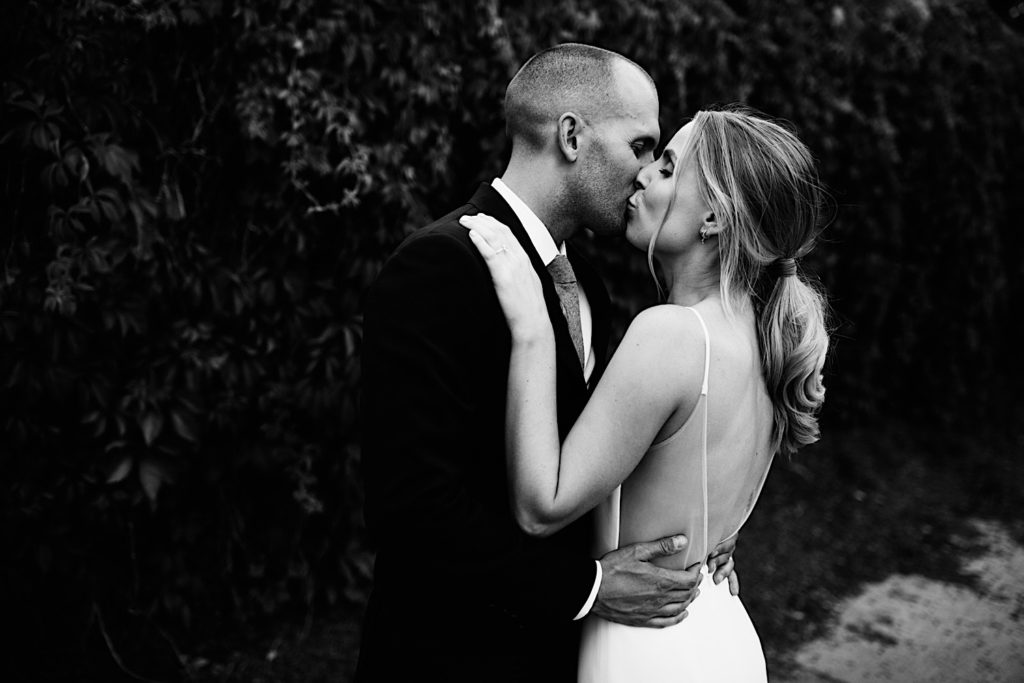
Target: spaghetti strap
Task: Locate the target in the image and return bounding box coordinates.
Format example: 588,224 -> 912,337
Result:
683,307 -> 711,562
685,308 -> 711,396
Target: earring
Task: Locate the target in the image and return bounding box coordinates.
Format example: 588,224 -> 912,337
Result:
699,227 -> 708,244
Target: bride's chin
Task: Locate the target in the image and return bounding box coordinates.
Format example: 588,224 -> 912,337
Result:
624,221 -> 648,251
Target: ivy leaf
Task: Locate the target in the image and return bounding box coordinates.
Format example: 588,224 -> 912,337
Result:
40,161 -> 69,191
171,410 -> 199,443
29,121 -> 60,150
159,181 -> 186,221
106,455 -> 133,484
95,187 -> 126,223
140,412 -> 163,445
63,146 -> 90,181
138,456 -> 167,505
94,140 -> 139,185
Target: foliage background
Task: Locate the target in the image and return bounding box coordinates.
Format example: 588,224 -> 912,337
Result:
2,0 -> 1022,680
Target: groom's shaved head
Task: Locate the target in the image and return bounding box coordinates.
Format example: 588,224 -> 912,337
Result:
505,43 -> 655,151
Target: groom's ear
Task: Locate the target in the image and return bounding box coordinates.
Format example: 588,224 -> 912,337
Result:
556,112 -> 584,162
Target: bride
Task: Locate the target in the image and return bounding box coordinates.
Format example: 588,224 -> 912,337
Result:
460,107 -> 829,682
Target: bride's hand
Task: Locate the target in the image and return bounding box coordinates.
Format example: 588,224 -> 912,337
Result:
460,214 -> 550,343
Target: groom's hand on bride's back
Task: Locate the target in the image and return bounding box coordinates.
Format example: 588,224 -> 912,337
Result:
591,535 -> 702,628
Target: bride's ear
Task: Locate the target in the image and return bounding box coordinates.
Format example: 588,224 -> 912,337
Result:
557,113 -> 585,162
701,211 -> 721,237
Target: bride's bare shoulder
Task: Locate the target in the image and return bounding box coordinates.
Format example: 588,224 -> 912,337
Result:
626,304 -> 709,343
616,304 -> 709,374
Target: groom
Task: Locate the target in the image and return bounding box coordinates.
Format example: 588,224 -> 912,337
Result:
358,44 -> 725,682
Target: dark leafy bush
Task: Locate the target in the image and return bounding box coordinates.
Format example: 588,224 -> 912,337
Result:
2,0 -> 1021,678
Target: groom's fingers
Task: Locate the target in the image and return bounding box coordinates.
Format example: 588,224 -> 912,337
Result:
662,588 -> 699,611
637,599 -> 693,628
728,570 -> 740,596
630,534 -> 688,562
650,562 -> 703,588
653,577 -> 701,601
657,577 -> 702,606
713,555 -> 735,584
646,609 -> 691,629
654,583 -> 700,612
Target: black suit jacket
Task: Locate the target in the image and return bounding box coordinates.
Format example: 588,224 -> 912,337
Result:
356,184 -> 612,682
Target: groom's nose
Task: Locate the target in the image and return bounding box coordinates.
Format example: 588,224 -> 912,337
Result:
635,163 -> 655,190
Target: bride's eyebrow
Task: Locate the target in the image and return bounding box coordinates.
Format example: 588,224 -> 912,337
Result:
663,149 -> 678,165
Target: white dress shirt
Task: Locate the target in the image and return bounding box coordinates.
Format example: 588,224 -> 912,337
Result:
490,178 -> 603,620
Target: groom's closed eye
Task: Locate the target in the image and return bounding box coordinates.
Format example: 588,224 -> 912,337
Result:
631,138 -> 656,160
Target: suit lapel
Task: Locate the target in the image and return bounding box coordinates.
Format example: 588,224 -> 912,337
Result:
467,184 -> 588,390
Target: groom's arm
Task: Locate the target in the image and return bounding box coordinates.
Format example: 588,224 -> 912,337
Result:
362,227 -> 596,621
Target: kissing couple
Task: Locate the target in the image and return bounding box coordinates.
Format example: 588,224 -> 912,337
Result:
357,43 -> 829,682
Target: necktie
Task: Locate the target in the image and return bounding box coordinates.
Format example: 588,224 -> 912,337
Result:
547,255 -> 585,369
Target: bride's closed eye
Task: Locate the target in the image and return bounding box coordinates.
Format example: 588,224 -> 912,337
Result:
659,149 -> 677,177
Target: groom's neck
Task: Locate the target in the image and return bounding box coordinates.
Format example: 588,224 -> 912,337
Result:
500,160 -> 574,244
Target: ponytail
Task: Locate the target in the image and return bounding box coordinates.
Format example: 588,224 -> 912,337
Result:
758,270 -> 828,456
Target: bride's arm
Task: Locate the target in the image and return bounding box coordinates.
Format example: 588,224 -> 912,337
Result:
462,215 -> 705,537
513,307 -> 703,535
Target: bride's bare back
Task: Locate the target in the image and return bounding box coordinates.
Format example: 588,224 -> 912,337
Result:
580,302 -> 773,683
607,303 -> 775,571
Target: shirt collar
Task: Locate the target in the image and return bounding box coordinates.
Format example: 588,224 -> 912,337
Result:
491,178 -> 566,266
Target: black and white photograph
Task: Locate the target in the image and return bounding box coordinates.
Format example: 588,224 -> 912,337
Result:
3,1 -> 1023,681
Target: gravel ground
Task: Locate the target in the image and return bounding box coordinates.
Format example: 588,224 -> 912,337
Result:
776,519 -> 1024,683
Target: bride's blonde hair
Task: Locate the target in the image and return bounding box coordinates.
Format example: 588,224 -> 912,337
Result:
648,106 -> 830,456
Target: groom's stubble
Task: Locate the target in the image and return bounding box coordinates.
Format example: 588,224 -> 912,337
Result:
568,63 -> 660,240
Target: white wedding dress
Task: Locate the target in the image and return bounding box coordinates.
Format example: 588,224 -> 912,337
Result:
578,307 -> 771,682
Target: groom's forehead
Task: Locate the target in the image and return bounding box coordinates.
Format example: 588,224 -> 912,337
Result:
616,111 -> 661,147
607,70 -> 659,135
610,60 -> 658,106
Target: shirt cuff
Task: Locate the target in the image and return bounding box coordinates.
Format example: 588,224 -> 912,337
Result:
573,560 -> 602,620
